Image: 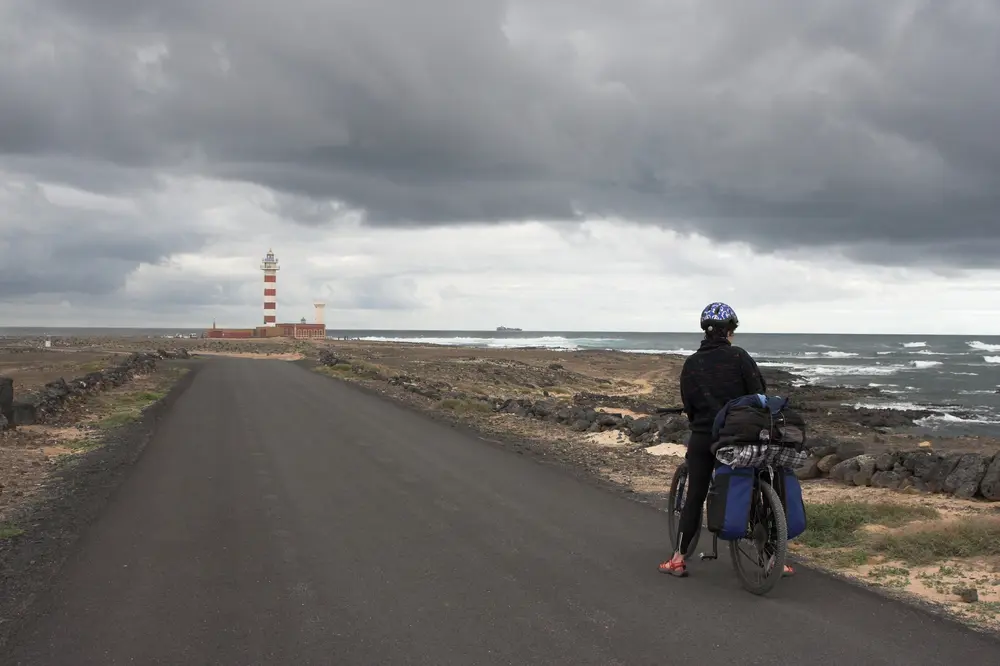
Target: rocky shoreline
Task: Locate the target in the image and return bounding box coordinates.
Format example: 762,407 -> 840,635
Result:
314,347 -> 1000,503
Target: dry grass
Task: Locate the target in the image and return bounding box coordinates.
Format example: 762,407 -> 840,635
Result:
799,501 -> 941,549
435,398 -> 495,415
868,517 -> 1000,565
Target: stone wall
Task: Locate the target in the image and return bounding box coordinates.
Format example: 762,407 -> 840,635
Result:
799,442 -> 1000,502
0,349 -> 188,431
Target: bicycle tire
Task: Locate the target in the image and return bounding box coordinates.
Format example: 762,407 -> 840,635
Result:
729,479 -> 787,596
667,463 -> 701,558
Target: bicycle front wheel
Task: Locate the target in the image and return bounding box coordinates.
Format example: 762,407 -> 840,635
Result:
729,479 -> 787,596
667,463 -> 701,558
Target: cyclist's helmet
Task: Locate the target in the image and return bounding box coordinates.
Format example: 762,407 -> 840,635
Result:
700,302 -> 739,333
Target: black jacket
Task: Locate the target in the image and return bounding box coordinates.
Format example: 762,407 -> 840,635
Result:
680,337 -> 766,434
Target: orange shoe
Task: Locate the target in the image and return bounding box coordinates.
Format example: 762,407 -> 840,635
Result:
768,555 -> 795,577
658,553 -> 688,577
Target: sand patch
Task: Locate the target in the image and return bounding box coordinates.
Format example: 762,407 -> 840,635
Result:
584,430 -> 629,447
645,442 -> 687,458
594,406 -> 649,419
17,425 -> 89,442
834,558 -> 1000,629
40,445 -> 74,458
602,468 -> 675,494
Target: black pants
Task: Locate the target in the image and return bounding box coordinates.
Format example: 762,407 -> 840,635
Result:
678,432 -> 716,554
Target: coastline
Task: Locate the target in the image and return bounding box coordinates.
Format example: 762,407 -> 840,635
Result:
2,335 -> 1000,632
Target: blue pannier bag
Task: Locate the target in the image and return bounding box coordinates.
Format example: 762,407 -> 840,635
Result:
782,468 -> 807,540
705,465 -> 754,541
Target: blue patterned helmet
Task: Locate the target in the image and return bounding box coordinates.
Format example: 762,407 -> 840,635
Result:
700,302 -> 739,333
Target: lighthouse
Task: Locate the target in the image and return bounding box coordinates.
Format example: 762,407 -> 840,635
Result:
260,249 -> 279,326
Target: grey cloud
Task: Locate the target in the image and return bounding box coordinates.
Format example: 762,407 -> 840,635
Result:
3,0 -> 1000,268
322,276 -> 422,311
0,179 -> 208,299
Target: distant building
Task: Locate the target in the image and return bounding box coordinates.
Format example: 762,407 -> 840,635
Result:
205,250 -> 327,339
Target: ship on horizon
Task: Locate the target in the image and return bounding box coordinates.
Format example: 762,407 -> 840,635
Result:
496,326 -> 522,332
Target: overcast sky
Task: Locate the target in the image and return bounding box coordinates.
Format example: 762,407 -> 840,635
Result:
2,0 -> 999,334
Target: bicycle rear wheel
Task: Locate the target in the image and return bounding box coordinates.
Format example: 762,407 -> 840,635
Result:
728,479 -> 787,596
667,463 -> 701,558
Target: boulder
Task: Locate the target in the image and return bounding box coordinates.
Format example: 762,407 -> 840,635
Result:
318,350 -> 346,366
43,378 -> 71,400
829,457 -> 861,482
530,401 -> 554,419
902,450 -> 938,478
922,453 -> 964,493
852,455 -> 878,487
817,454 -> 841,474
656,417 -> 688,442
795,456 -> 822,480
871,469 -> 911,490
0,376 -> 12,429
628,418 -> 653,437
980,455 -> 1000,501
943,453 -> 993,499
596,413 -> 622,428
570,419 -> 591,432
836,440 -> 866,461
874,452 -> 899,472
11,400 -> 36,426
807,437 -> 838,458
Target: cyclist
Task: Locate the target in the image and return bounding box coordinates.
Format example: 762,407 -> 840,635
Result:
659,302 -> 792,577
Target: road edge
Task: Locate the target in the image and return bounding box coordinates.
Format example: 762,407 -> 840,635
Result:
299,360 -> 1000,642
0,359 -> 203,651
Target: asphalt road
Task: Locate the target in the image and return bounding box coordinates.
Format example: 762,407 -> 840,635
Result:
5,358 -> 999,665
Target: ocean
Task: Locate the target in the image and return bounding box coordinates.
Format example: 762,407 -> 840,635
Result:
4,327 -> 1000,437
330,330 -> 1000,437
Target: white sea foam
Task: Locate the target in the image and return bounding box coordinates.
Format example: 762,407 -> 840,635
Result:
758,362 -> 904,379
916,413 -> 1000,426
848,401 -> 924,411
902,342 -> 927,348
909,360 -> 942,369
985,356 -> 1000,364
846,401 -> 1000,426
968,341 -> 1000,352
621,348 -> 696,355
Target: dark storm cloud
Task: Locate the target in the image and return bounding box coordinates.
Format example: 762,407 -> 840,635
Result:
0,179 -> 208,299
3,0 -> 1000,266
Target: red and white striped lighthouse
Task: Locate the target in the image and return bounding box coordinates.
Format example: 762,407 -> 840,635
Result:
260,249 -> 279,326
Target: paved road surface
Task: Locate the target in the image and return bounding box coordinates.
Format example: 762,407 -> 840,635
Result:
5,359 -> 999,665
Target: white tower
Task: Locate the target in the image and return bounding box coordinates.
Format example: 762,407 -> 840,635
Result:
314,302 -> 326,325
260,249 -> 279,326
